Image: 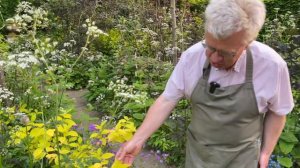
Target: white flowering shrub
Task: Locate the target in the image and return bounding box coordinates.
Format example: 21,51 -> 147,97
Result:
0,86 -> 14,104
5,1 -> 48,33
2,51 -> 39,69
108,79 -> 149,105
83,18 -> 108,38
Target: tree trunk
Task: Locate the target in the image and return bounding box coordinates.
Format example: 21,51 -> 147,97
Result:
171,0 -> 177,64
0,68 -> 4,87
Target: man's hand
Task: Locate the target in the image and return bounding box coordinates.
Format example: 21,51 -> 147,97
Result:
115,140 -> 143,165
115,95 -> 177,165
259,111 -> 286,168
258,152 -> 270,168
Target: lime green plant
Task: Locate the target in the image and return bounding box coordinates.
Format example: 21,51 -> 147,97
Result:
1,105 -> 134,167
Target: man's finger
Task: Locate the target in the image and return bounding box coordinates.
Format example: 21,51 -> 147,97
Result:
124,155 -> 135,165
116,148 -> 125,160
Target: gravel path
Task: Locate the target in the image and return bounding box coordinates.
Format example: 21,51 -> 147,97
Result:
66,89 -> 172,168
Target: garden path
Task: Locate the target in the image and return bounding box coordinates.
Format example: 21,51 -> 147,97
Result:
66,89 -> 173,168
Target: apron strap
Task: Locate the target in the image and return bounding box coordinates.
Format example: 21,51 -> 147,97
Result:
202,58 -> 211,81
245,48 -> 253,83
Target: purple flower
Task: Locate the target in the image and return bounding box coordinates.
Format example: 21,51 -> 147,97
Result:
72,124 -> 79,129
162,153 -> 169,159
156,155 -> 161,161
91,139 -> 102,146
89,124 -> 97,132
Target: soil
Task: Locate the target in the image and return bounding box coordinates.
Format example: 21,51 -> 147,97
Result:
66,89 -> 172,168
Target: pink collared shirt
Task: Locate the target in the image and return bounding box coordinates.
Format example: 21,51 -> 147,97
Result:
162,41 -> 294,115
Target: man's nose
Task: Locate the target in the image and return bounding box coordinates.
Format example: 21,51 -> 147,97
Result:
210,52 -> 223,63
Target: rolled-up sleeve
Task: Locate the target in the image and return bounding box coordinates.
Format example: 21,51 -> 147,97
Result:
268,62 -> 294,115
162,53 -> 187,103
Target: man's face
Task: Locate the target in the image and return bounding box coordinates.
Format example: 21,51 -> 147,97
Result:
204,31 -> 248,70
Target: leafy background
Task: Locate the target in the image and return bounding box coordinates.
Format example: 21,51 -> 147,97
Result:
0,0 -> 299,167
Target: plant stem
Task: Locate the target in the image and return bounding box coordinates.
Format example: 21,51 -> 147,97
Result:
31,17 -> 63,168
54,84 -> 61,168
71,34 -> 91,69
0,10 -> 5,30
26,126 -> 34,168
0,155 -> 3,168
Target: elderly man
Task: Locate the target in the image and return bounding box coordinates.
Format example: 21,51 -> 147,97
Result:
116,0 -> 294,167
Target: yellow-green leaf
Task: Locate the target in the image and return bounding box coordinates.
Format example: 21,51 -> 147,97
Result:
58,137 -> 67,144
31,113 -> 37,122
56,116 -> 63,121
32,123 -> 44,127
19,104 -> 28,113
37,139 -> 50,149
90,133 -> 98,138
57,125 -> 66,133
66,131 -> 78,137
102,160 -> 109,165
101,129 -> 110,134
16,131 -> 27,139
69,143 -> 79,147
46,129 -> 55,137
101,153 -> 114,159
111,159 -> 130,168
55,156 -> 59,165
64,119 -> 76,127
46,153 -> 57,163
61,113 -> 72,119
14,139 -> 21,144
78,137 -> 82,143
46,147 -> 55,152
89,163 -> 102,168
278,157 -> 293,167
59,148 -> 70,154
96,148 -> 102,155
33,148 -> 45,160
69,137 -> 78,142
101,138 -> 107,146
30,128 -> 44,137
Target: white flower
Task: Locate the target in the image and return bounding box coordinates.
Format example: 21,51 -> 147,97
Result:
151,41 -> 160,47
21,14 -> 32,22
0,86 -> 14,102
84,19 -> 108,38
5,51 -> 39,69
53,41 -> 58,46
24,87 -> 32,95
63,42 -> 71,47
7,2 -> 48,32
20,115 -> 30,125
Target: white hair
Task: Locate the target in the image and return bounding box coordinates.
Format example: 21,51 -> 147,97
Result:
205,0 -> 266,42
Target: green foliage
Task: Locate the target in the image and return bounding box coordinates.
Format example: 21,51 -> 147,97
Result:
273,90 -> 300,167
260,8 -> 298,43
0,0 -> 20,30
188,0 -> 208,4
146,99 -> 191,166
264,0 -> 300,22
188,0 -> 208,12
0,35 -> 9,53
1,0 -> 299,167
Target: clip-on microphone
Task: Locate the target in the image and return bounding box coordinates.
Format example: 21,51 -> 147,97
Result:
209,81 -> 220,93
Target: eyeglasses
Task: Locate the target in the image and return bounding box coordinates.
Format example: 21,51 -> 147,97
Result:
202,42 -> 237,58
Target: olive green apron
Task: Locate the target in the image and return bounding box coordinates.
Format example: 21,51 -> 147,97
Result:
185,49 -> 264,168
